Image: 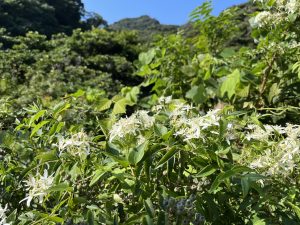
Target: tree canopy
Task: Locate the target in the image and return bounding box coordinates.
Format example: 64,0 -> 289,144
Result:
0,0 -> 84,36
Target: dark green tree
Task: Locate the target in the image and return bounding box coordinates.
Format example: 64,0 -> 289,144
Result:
46,0 -> 84,30
0,0 -> 84,36
82,12 -> 108,29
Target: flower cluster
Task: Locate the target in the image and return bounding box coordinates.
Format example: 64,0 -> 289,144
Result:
153,96 -> 173,112
254,0 -> 300,12
251,0 -> 300,28
245,124 -> 284,141
285,123 -> 300,139
251,11 -> 274,28
247,124 -> 300,178
109,110 -> 155,142
167,101 -> 239,144
225,123 -> 237,144
158,96 -> 172,105
58,131 -> 90,159
0,204 -> 9,225
110,99 -> 226,145
20,169 -> 54,207
155,98 -> 224,142
249,139 -> 300,178
285,0 -> 299,14
171,106 -> 221,142
245,124 -> 298,141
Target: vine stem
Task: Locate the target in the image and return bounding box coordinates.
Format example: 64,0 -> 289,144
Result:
259,55 -> 277,97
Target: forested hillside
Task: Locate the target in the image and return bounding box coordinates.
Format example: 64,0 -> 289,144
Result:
109,15 -> 179,42
0,0 -> 84,36
110,15 -> 178,33
0,0 -> 107,36
0,0 -> 300,224
109,2 -> 257,46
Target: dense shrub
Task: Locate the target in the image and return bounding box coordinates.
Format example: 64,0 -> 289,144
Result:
0,0 -> 84,36
0,28 -> 142,125
0,0 -> 300,224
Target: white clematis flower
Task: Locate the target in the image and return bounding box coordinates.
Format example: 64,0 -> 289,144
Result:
109,110 -> 154,142
20,169 -> 54,207
0,204 -> 10,225
58,131 -> 90,158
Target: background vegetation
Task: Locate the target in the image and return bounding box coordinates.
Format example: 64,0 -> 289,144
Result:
0,0 -> 300,224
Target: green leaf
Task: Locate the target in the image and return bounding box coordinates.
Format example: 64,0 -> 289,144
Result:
144,198 -> 155,218
112,98 -> 129,115
241,177 -> 250,198
209,166 -> 252,193
52,102 -> 71,119
136,65 -> 153,77
122,86 -> 140,103
105,143 -> 130,167
113,194 -> 124,203
32,212 -> 63,222
30,120 -> 50,138
139,49 -> 156,65
156,147 -> 179,169
236,85 -> 250,98
154,124 -> 168,137
49,122 -> 64,136
48,216 -> 64,223
98,118 -> 113,138
144,158 -> 152,180
251,215 -> 266,225
70,89 -> 85,98
143,215 -> 154,225
96,98 -> 112,111
220,69 -> 241,99
113,215 -> 119,225
267,0 -> 276,7
29,110 -> 47,126
51,199 -> 68,215
69,163 -> 81,180
87,210 -> 95,225
268,83 -> 281,103
6,209 -> 17,222
288,13 -> 298,22
126,212 -> 147,224
196,165 -> 217,177
220,48 -> 236,58
181,65 -> 196,77
287,201 -> 300,220
128,141 -> 147,165
15,123 -> 25,131
74,197 -> 88,204
293,62 -> 300,79
89,169 -> 108,186
189,1 -> 212,21
47,183 -> 73,192
241,173 -> 264,197
185,85 -> 207,104
104,152 -> 130,168
36,150 -> 57,163
253,219 -> 266,225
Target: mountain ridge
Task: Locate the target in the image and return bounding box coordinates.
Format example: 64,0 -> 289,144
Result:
108,2 -> 256,46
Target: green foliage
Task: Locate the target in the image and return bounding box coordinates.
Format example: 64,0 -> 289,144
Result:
109,16 -> 179,43
135,1 -> 300,122
1,97 -> 300,224
220,69 -> 241,99
0,28 -> 142,126
0,0 -> 84,36
1,0 -> 300,224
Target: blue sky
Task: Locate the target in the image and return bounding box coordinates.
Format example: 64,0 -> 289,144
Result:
83,0 -> 248,25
